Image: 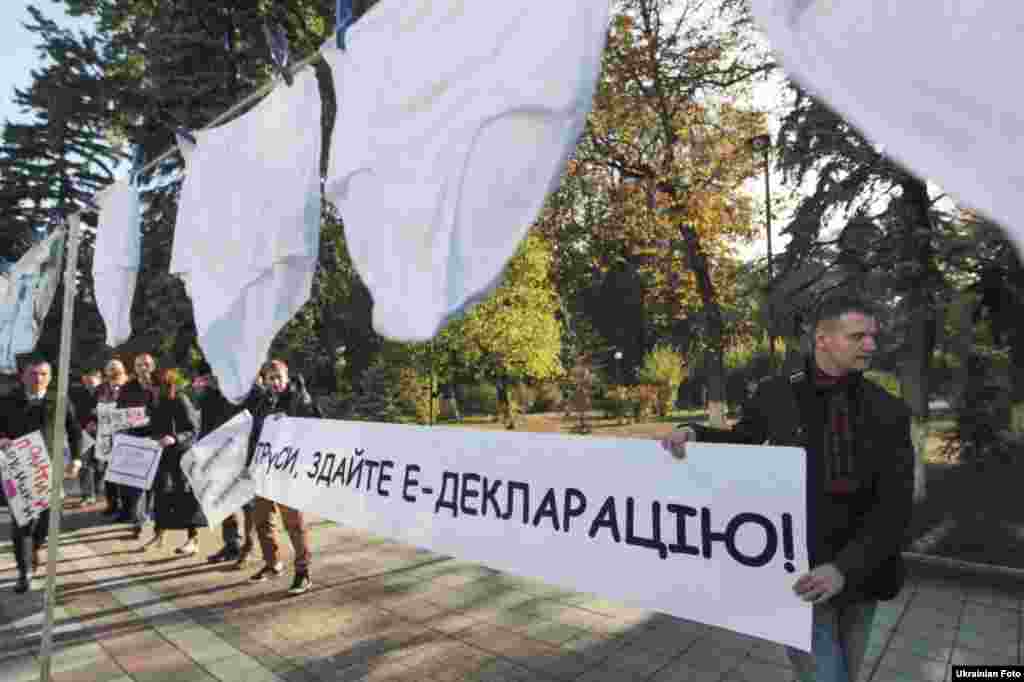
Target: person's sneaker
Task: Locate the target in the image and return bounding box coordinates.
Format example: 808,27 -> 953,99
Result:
288,572 -> 312,595
13,575 -> 30,594
249,563 -> 284,583
207,546 -> 241,564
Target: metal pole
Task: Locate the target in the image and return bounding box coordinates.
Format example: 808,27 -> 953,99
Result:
38,212 -> 81,682
763,147 -> 777,367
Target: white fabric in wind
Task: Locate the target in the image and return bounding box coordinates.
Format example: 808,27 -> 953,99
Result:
750,0 -> 1024,251
322,0 -> 610,341
93,179 -> 141,346
170,66 -> 322,403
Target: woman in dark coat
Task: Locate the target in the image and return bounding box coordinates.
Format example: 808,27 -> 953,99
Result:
141,368 -> 206,555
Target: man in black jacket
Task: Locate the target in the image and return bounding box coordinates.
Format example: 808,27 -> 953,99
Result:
660,295 -> 914,682
69,368 -> 102,506
243,359 -> 322,595
194,362 -> 258,565
116,353 -> 157,538
0,356 -> 84,593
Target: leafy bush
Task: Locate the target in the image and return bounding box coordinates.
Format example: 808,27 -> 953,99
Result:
865,371 -> 901,398
511,384 -> 537,414
603,385 -> 631,424
397,367 -> 433,424
639,345 -> 686,416
461,383 -> 498,416
629,384 -> 660,422
532,381 -> 564,413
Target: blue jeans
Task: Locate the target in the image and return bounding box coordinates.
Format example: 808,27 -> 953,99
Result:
787,601 -> 877,682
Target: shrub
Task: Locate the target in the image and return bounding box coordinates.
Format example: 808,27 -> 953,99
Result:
639,345 -> 687,416
630,384 -> 659,422
511,384 -> 537,415
604,385 -> 631,424
397,367 -> 433,424
532,381 -> 564,413
461,383 -> 498,416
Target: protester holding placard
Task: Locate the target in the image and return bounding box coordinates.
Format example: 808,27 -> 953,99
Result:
195,360 -> 258,565
70,368 -> 102,506
661,295 -> 914,682
0,355 -> 83,593
117,353 -> 157,538
245,359 -> 321,595
141,368 -> 205,555
96,358 -> 129,518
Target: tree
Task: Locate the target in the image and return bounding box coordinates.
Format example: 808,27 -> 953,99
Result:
558,0 -> 771,426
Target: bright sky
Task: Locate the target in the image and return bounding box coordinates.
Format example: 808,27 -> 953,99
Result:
0,2 -> 94,129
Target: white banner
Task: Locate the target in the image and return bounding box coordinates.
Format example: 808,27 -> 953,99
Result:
105,434 -> 162,491
246,417 -> 811,651
0,228 -> 65,374
0,431 -> 51,526
96,404 -> 149,463
181,411 -> 257,527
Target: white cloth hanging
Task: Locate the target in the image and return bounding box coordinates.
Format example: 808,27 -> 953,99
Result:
93,179 -> 141,347
170,66 -> 322,403
0,226 -> 65,374
750,0 -> 1024,252
322,0 -> 610,341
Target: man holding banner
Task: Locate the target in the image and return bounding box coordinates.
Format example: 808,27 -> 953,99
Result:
661,295 -> 914,682
0,356 -> 83,593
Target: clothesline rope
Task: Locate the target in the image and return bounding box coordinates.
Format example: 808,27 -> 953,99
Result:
135,49 -> 324,178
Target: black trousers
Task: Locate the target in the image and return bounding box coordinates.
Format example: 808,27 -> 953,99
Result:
10,508 -> 50,578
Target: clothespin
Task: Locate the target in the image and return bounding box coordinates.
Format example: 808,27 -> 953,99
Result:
174,126 -> 197,146
129,145 -> 146,186
336,0 -> 354,51
262,22 -> 293,86
78,195 -> 100,213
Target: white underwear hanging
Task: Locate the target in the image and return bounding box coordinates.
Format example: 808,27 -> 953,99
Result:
170,66 -> 322,403
94,179 -> 141,347
322,0 -> 611,341
750,0 -> 1024,252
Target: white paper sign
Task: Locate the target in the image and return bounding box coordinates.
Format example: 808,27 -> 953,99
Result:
252,418 -> 811,651
96,404 -> 149,463
180,410 -> 257,527
0,431 -> 51,526
105,434 -> 162,491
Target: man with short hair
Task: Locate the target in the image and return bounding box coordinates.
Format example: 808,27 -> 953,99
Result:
117,353 -> 158,538
244,359 -> 321,595
97,359 -> 129,517
70,369 -> 103,506
194,361 -> 258,565
660,295 -> 915,682
0,357 -> 84,593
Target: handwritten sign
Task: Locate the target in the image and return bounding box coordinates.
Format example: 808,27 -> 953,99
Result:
0,431 -> 51,526
95,404 -> 149,463
105,434 -> 162,491
245,418 -> 812,651
181,410 -> 257,527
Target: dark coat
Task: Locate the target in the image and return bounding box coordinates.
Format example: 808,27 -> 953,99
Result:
196,384 -> 243,438
691,361 -> 915,604
149,393 -> 205,530
116,379 -> 156,439
0,392 -> 83,463
244,377 -> 320,465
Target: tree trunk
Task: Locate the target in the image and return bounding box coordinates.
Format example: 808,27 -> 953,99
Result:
898,179 -> 939,503
679,224 -> 727,427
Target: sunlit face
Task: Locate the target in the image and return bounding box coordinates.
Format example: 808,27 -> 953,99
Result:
134,354 -> 156,383
105,360 -> 127,384
815,312 -> 879,376
264,367 -> 289,394
22,363 -> 52,396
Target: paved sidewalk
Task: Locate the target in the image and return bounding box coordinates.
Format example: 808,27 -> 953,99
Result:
2,500 -> 1021,682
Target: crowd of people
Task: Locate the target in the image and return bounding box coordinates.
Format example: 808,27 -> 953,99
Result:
1,295 -> 914,682
1,352 -> 321,597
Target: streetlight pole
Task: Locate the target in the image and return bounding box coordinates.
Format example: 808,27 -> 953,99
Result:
613,350 -> 623,385
749,134 -> 776,368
